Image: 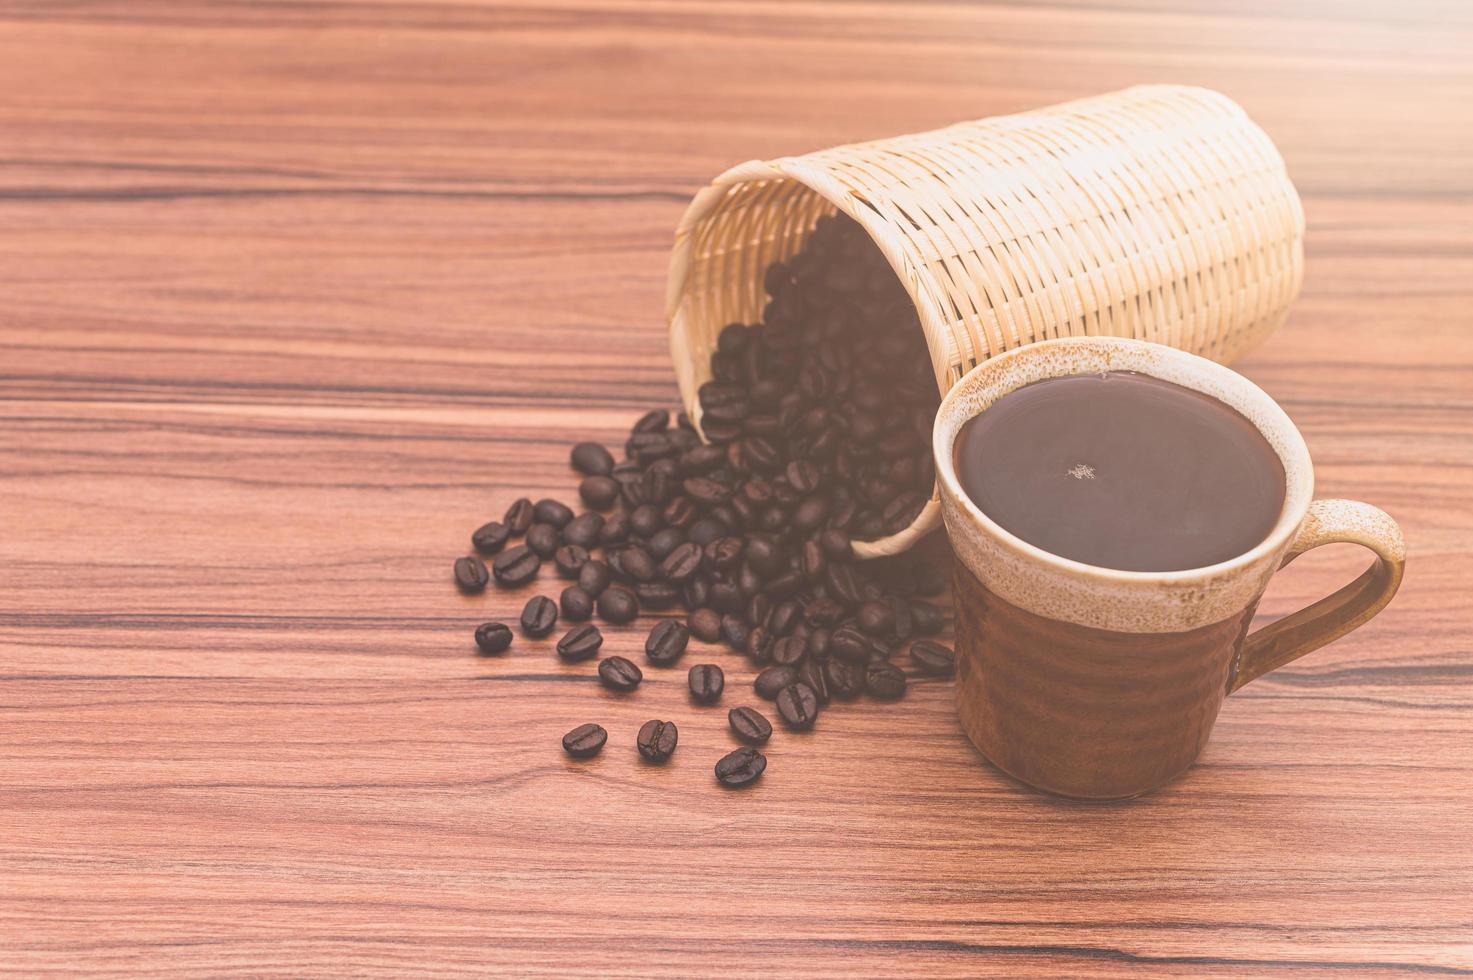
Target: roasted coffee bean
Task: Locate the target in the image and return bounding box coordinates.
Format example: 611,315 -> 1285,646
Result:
490,544 -> 540,588
683,477 -> 731,506
800,539 -> 826,580
709,578 -> 744,613
909,639 -> 956,676
686,515 -> 726,546
562,723 -> 607,759
825,658 -> 866,699
526,523 -> 560,559
769,635 -> 807,666
888,595 -> 914,642
636,719 -> 678,763
818,528 -> 853,561
471,521 -> 511,555
910,600 -> 946,635
660,542 -> 702,581
719,614 -> 750,651
689,608 -> 723,643
807,627 -> 832,661
743,536 -> 784,576
797,658 -> 830,704
520,595 -> 558,637
804,597 -> 843,627
579,475 -> 620,510
473,621 -> 513,654
766,569 -> 805,598
629,504 -> 664,537
715,746 -> 767,787
556,623 -> 603,661
746,594 -> 773,630
830,624 -> 871,664
571,441 -> 615,477
688,663 -> 724,703
728,706 -> 772,745
754,664 -> 798,699
554,544 -> 590,578
645,619 -> 690,665
597,587 -> 639,624
775,682 -> 820,729
618,546 -> 657,583
636,581 -> 680,609
453,555 -> 489,594
577,560 -> 611,597
769,600 -> 802,637
866,662 -> 908,700
825,563 -> 865,606
647,527 -> 683,560
791,495 -> 829,532
598,655 -> 643,692
856,600 -> 895,637
681,575 -> 710,610
785,459 -> 823,493
561,512 -> 605,548
560,585 -> 594,622
737,562 -> 764,597
504,497 -> 535,534
633,409 -> 669,434
598,511 -> 631,546
746,626 -> 772,663
703,537 -> 744,571
534,498 -> 574,528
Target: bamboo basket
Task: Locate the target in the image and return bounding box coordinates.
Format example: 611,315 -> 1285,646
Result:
666,85 -> 1304,559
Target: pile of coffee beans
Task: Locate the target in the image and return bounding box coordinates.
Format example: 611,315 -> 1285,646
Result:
454,212 -> 955,788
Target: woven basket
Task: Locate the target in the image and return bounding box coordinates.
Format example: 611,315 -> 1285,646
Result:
666,84 -> 1304,559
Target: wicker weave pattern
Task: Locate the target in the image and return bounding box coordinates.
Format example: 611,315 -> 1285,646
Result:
667,85 -> 1304,558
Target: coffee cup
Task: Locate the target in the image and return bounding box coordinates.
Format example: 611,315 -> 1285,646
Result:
932,337 -> 1405,799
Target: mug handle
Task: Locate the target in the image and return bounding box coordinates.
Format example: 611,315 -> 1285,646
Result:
1230,499 -> 1406,692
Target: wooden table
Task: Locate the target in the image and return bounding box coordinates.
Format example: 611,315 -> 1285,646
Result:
3,2 -> 1470,975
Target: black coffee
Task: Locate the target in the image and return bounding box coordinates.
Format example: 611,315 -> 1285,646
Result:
954,371 -> 1285,573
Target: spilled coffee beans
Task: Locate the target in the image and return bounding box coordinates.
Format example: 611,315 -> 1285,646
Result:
598,655 -> 642,692
562,723 -> 607,759
474,621 -> 513,655
636,720 -> 678,763
715,747 -> 767,787
688,664 -> 724,703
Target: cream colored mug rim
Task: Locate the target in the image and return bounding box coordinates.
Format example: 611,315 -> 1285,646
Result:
932,337 -> 1314,586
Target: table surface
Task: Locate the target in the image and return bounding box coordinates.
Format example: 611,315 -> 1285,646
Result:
3,1 -> 1471,975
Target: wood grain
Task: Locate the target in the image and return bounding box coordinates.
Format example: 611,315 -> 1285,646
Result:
2,0 -> 1471,975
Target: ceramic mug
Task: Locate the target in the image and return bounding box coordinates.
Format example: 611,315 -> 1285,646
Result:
932,337 -> 1405,800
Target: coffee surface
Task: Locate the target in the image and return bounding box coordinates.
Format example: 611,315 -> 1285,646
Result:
953,371 -> 1285,572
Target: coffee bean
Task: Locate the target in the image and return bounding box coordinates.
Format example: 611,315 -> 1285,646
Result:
636,719 -> 678,763
636,581 -> 680,610
800,539 -> 826,580
597,587 -> 639,624
688,663 -> 724,703
562,723 -> 607,758
598,655 -> 642,692
804,597 -> 843,627
629,504 -> 664,537
633,409 -> 669,434
797,658 -> 830,704
709,578 -> 744,614
560,585 -> 594,622
755,664 -> 798,699
471,521 -> 511,555
746,594 -> 773,630
689,608 -> 723,643
769,635 -> 806,666
719,614 -> 750,651
825,563 -> 864,607
785,459 -> 823,493
769,600 -> 801,637
473,621 -> 512,654
818,528 -> 852,561
743,536 -> 784,576
618,546 -> 657,583
825,658 -> 866,699
660,542 -> 702,581
534,498 -> 574,528
909,639 -> 956,676
504,497 -> 535,534
579,475 -> 620,509
806,627 -> 832,661
571,442 -> 615,477
686,515 -> 726,546
645,619 -> 690,666
491,545 -> 540,587
715,747 -> 767,787
526,523 -> 560,559
857,600 -> 895,637
829,624 -> 871,664
520,595 -> 559,637
683,477 -> 731,506
775,682 -> 820,729
910,600 -> 946,635
561,512 -> 605,548
647,527 -> 684,560
598,511 -> 630,546
577,560 -> 611,597
704,537 -> 744,571
728,706 -> 772,745
866,662 -> 907,700
453,555 -> 489,594
556,623 -> 603,662
888,595 -> 914,642
681,575 -> 710,610
791,495 -> 829,532
553,544 -> 590,578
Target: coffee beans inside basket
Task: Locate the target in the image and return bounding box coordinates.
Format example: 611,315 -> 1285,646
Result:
452,212 -> 952,789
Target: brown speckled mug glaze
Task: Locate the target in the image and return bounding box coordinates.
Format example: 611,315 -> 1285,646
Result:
934,338 -> 1405,800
